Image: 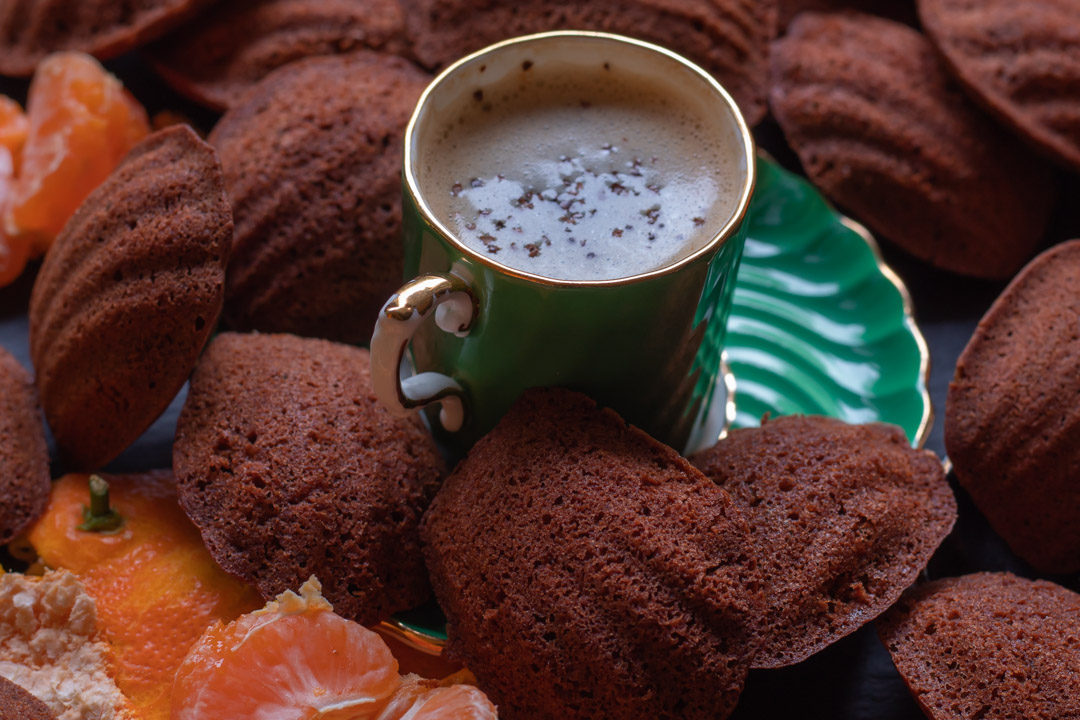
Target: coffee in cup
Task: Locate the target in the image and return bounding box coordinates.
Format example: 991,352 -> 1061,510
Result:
418,59 -> 745,281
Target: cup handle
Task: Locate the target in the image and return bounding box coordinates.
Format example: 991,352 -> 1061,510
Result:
370,273 -> 476,432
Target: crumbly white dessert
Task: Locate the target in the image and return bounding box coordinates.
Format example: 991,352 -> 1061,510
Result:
0,569 -> 135,720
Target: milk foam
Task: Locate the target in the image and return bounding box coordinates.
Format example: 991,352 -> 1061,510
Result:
420,63 -> 744,281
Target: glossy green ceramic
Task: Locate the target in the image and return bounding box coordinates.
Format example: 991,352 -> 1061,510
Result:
726,158 -> 931,446
382,156 -> 932,648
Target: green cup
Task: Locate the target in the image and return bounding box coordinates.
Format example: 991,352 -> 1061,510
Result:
371,31 -> 755,453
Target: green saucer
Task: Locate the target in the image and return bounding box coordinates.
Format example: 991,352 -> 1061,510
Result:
381,156 -> 932,651
727,158 -> 931,445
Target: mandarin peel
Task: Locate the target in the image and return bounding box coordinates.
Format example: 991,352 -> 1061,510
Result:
28,472 -> 263,720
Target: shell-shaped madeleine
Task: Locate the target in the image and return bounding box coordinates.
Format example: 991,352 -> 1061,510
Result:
149,0 -> 407,110
173,332 -> 443,624
691,415 -> 956,668
0,349 -> 50,544
29,125 -> 232,470
401,0 -> 777,126
209,52 -> 429,345
421,388 -> 763,720
0,0 -> 215,76
877,573 -> 1080,720
945,239 -> 1080,573
770,12 -> 1056,279
919,0 -> 1080,172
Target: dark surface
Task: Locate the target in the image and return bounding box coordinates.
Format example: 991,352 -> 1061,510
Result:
1,56 -> 1078,720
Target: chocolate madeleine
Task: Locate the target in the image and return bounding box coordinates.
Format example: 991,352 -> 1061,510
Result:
150,0 -> 407,110
29,125 -> 232,470
209,52 -> 429,344
877,573 -> 1080,720
919,0 -> 1080,172
0,0 -> 215,76
173,332 -> 443,624
422,388 -> 762,720
0,677 -> 55,720
946,239 -> 1080,573
0,349 -> 50,544
770,11 -> 1056,279
401,0 -> 777,126
692,415 -> 956,668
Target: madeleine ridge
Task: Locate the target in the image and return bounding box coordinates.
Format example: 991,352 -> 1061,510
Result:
401,0 -> 777,126
29,125 -> 232,470
209,52 -> 430,345
691,416 -> 954,669
0,0 -> 216,76
691,416 -> 957,668
919,0 -> 1080,172
149,0 -> 408,110
421,388 -> 763,720
945,239 -> 1080,573
173,332 -> 444,625
769,11 -> 1056,279
877,573 -> 1080,719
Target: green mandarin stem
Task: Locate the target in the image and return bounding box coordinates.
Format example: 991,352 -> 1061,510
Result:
78,474 -> 124,533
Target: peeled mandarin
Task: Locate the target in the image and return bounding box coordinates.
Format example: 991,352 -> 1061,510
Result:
377,675 -> 498,720
0,97 -> 28,287
0,149 -> 28,288
5,51 -> 148,254
172,578 -> 402,720
0,95 -> 28,164
28,472 -> 262,720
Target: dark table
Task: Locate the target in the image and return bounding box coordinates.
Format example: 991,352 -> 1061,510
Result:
1,57 -> 1077,720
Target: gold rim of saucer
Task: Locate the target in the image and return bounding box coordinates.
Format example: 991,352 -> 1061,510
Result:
836,215 -> 933,450
752,148 -> 933,450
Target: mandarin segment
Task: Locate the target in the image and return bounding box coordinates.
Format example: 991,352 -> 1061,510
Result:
5,52 -> 148,255
0,96 -> 29,166
0,97 -> 29,288
380,682 -> 498,720
27,472 -> 262,720
0,222 -> 29,288
172,578 -> 403,720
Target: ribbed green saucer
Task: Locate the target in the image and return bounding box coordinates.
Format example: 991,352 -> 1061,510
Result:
726,157 -> 931,445
382,156 -> 932,650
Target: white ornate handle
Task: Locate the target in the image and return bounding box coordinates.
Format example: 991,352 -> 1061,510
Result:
370,273 -> 475,432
